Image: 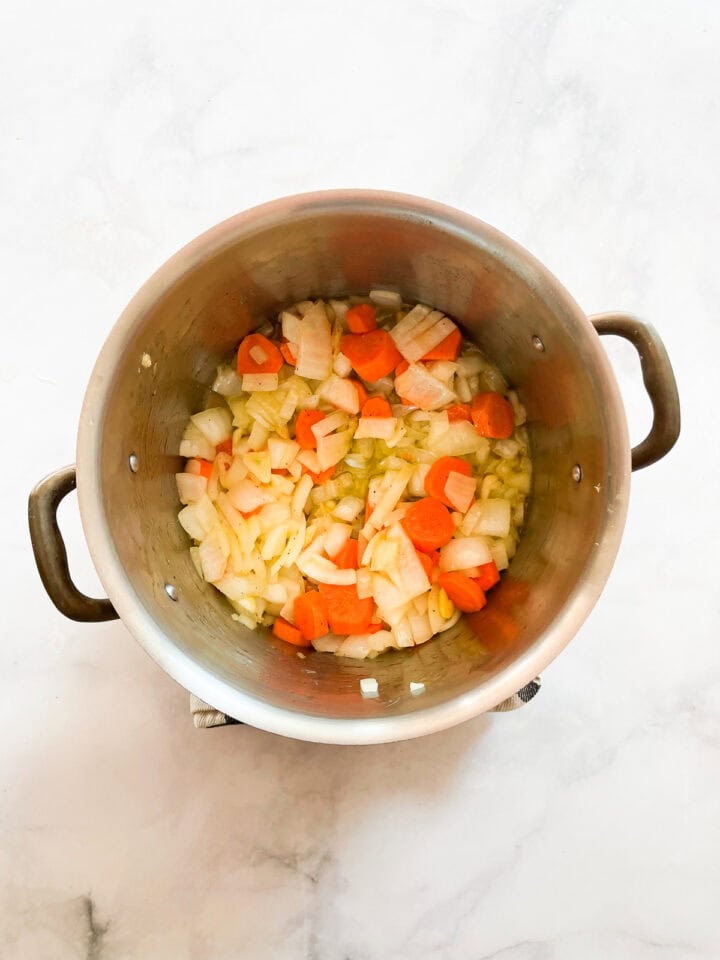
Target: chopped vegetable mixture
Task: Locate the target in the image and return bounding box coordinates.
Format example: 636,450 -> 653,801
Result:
176,291 -> 532,659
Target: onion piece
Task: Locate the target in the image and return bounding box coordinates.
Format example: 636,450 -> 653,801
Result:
369,289 -> 402,307
333,496 -> 364,522
362,465 -> 413,534
391,307 -> 458,362
439,537 -> 492,571
475,498 -> 511,537
333,352 -> 353,377
317,429 -> 353,470
212,365 -> 245,396
425,418 -> 487,456
295,302 -> 333,380
296,449 -> 322,474
354,417 -> 398,440
281,310 -> 300,343
460,500 -> 484,536
317,375 -> 360,414
356,568 -> 374,600
179,421 -> 216,461
227,479 -> 274,514
489,539 -> 509,571
249,344 -> 269,365
242,373 -> 278,392
176,472 -> 207,504
291,474 -> 314,515
444,471 -> 476,512
395,364 -> 456,411
297,553 -> 357,585
311,410 -> 348,439
242,450 -> 272,484
494,438 -> 520,459
324,522 -> 352,558
199,526 -> 230,583
191,407 -> 233,445
268,437 -> 299,470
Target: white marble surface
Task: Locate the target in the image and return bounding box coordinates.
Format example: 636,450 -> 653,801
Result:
2,0 -> 718,956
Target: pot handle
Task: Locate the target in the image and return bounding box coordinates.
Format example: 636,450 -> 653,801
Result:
28,465 -> 118,622
590,313 -> 680,471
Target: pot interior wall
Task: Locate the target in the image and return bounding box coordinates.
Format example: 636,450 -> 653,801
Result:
96,203 -> 613,719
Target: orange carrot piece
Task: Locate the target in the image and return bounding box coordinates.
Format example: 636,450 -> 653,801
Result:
295,409 -> 325,449
416,550 -> 434,581
361,396 -> 393,418
438,572 -> 487,613
331,538 -> 359,570
395,359 -> 409,376
186,458 -> 213,480
351,379 -> 368,407
421,327 -> 462,361
475,561 -> 500,592
272,617 -> 308,646
318,583 -> 373,635
401,498 -> 455,552
340,329 -> 402,382
280,341 -> 297,365
346,303 -> 378,333
216,437 -> 233,455
446,403 -> 472,423
366,621 -> 385,634
471,392 -> 514,439
301,463 -> 336,484
294,591 -> 329,641
236,333 -> 283,375
424,456 -> 472,507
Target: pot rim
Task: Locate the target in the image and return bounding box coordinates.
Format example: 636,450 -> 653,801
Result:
76,189 -> 630,744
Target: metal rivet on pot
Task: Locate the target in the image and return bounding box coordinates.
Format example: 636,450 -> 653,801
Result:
164,583 -> 179,601
128,454 -> 139,473
532,335 -> 545,352
572,464 -> 583,483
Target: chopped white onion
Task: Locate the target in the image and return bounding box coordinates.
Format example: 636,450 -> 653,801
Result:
489,539 -> 509,571
333,496 -> 364,522
369,289 -> 402,307
296,449 -> 322,474
425,418 -> 487,457
494,438 -> 520,459
461,499 -> 484,536
291,474 -> 314,515
268,437 -> 299,470
191,407 -> 233,445
212,365 -> 245,397
176,472 -> 207,505
295,302 -> 333,380
317,429 -> 353,470
409,463 -> 430,498
444,471 -> 476,512
324,522 -> 352,558
179,421 -> 216,461
439,537 -> 492,571
249,344 -> 269,365
311,410 -> 348,439
241,450 -> 272,484
354,417 -> 398,440
242,373 -> 278,392
391,306 -> 457,362
395,364 -> 456,410
227,479 -> 274,514
317,375 -> 360,414
297,553 -> 357,585
199,526 -> 230,583
356,567 -> 374,600
333,352 -> 353,377
475,498 -> 511,537
281,311 -> 300,343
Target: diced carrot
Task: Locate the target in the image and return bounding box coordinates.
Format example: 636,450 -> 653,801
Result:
366,621 -> 385,634
294,591 -> 329,641
361,396 -> 392,418
271,467 -> 289,475
331,538 -> 359,570
280,341 -> 297,365
438,572 -> 487,613
446,403 -> 472,423
295,409 -> 325,449
346,303 -> 378,333
318,583 -> 373,635
351,379 -> 368,407
395,359 -> 409,376
401,498 -> 455,552
417,550 -> 433,581
424,456 -> 472,507
272,617 -> 308,646
236,333 -> 283,375
216,437 -> 233,455
471,392 -> 514,439
301,463 -> 336,484
186,458 -> 213,480
340,329 -> 402,382
421,326 -> 462,361
475,561 -> 500,592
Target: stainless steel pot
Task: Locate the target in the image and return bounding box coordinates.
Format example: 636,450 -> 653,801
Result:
28,191 -> 680,744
